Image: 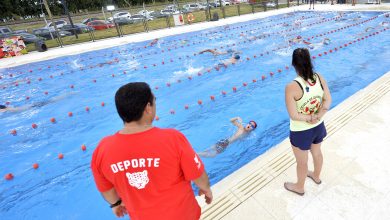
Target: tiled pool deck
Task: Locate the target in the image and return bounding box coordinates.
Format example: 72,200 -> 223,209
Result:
1,3 -> 389,220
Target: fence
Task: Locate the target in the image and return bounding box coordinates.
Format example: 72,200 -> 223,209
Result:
2,0 -> 377,52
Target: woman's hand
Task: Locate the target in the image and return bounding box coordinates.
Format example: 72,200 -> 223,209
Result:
306,114 -> 319,124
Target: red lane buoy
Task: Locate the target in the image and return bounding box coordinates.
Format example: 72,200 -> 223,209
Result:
5,173 -> 13,180
270,72 -> 274,76
33,163 -> 39,169
262,75 -> 266,80
70,85 -> 74,89
210,95 -> 215,101
58,153 -> 64,159
170,109 -> 175,114
198,72 -> 202,76
38,78 -> 42,81
285,66 -> 289,70
32,123 -> 38,129
10,129 -> 17,136
86,107 -> 90,112
68,112 -> 73,117
233,87 -> 237,92
155,86 -> 159,90
188,76 -> 192,80
26,96 -> 30,100
27,80 -> 31,84
243,82 -> 248,87
252,79 -> 257,83
81,145 -> 87,151
198,100 -> 203,105
50,118 -> 56,123
312,56 -> 316,59
167,83 -> 171,87
184,105 -> 189,110
93,79 -> 97,83
155,116 -> 159,121
112,74 -> 115,77
44,91 -> 48,95
101,102 -> 105,107
221,91 -> 227,95
278,69 -> 282,73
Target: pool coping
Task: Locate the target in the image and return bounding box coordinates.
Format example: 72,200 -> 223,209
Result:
1,3 -> 389,69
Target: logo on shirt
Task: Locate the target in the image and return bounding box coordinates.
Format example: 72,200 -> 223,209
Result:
299,95 -> 322,115
194,154 -> 201,169
126,170 -> 149,189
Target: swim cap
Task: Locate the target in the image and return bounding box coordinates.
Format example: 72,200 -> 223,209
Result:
234,54 -> 240,60
249,120 -> 257,129
0,104 -> 6,109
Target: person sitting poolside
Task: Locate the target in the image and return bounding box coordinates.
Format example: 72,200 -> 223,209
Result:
199,49 -> 240,56
197,117 -> 257,158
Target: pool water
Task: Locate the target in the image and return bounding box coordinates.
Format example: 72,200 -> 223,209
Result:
1,11 -> 389,219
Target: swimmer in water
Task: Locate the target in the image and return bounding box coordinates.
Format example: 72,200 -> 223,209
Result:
220,54 -> 241,66
197,117 -> 257,158
0,92 -> 76,113
199,48 -> 241,56
149,38 -> 159,46
289,36 -> 302,45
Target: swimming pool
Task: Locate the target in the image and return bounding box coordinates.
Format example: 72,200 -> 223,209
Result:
1,10 -> 389,219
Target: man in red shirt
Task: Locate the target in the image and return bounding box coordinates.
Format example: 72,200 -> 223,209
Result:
91,82 -> 213,219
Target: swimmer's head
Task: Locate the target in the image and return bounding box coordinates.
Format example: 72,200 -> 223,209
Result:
0,104 -> 7,112
245,120 -> 257,132
234,54 -> 240,60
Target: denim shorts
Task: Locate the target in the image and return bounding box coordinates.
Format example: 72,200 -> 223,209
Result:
290,122 -> 327,150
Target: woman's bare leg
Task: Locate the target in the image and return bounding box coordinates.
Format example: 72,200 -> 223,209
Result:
285,145 -> 308,194
308,143 -> 323,182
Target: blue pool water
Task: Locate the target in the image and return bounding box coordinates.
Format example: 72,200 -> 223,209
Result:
1,11 -> 389,219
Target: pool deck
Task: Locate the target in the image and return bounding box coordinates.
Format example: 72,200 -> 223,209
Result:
1,3 -> 389,220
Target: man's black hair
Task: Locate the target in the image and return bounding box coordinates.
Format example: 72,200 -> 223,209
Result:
115,82 -> 154,123
0,104 -> 6,109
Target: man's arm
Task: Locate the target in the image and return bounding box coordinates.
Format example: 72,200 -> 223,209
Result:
101,188 -> 127,218
193,171 -> 213,204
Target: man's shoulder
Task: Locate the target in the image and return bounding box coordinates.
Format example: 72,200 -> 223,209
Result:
96,133 -> 117,149
154,127 -> 183,137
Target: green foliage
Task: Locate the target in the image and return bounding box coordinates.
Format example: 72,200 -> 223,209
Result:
0,0 -> 170,20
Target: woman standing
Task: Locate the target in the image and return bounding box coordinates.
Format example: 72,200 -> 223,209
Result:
284,48 -> 332,196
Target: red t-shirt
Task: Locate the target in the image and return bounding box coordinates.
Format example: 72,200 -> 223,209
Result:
91,127 -> 205,220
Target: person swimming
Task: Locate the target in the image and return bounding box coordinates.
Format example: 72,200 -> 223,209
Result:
197,117 -> 257,158
0,92 -> 76,113
149,38 -> 159,46
199,48 -> 240,56
219,54 -> 240,66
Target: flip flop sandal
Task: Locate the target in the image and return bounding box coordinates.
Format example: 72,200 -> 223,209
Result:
307,175 -> 322,185
284,182 -> 304,196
